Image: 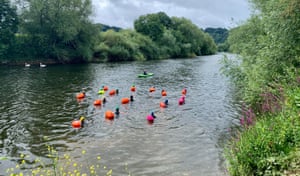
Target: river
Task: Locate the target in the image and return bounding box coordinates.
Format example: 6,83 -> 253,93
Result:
0,54 -> 240,175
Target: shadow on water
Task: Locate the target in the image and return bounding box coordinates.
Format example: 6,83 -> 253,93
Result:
0,54 -> 241,175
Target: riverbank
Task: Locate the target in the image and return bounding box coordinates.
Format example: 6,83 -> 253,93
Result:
225,82 -> 300,175
0,54 -> 202,66
0,59 -> 58,66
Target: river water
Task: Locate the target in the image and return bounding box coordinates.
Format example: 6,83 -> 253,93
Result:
0,54 -> 240,175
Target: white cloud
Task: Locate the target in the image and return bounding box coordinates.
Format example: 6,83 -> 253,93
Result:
91,0 -> 251,29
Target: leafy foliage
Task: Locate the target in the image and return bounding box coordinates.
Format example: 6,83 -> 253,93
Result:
134,12 -> 217,59
18,0 -> 97,63
204,27 -> 228,44
205,27 -> 229,52
94,12 -> 217,62
224,0 -> 300,175
0,0 -> 18,59
134,12 -> 171,42
226,0 -> 300,108
226,84 -> 300,176
1,5 -> 216,63
94,29 -> 159,62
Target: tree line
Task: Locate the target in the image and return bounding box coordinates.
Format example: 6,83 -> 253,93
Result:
204,27 -> 229,52
222,0 -> 300,175
0,0 -> 217,64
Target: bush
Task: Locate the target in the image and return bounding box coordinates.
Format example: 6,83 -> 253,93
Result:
225,86 -> 300,176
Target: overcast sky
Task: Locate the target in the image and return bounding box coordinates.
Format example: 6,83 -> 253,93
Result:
91,0 -> 252,29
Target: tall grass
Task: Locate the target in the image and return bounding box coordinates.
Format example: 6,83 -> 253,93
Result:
225,86 -> 300,175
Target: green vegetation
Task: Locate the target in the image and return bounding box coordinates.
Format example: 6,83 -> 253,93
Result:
97,23 -> 122,32
0,1 -> 216,64
93,29 -> 159,62
222,0 -> 300,175
204,27 -> 229,52
134,12 -> 216,59
0,0 -> 18,59
18,0 -> 97,63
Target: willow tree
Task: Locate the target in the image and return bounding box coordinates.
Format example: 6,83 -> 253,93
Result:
134,12 -> 216,59
170,17 -> 216,56
0,0 -> 18,59
19,0 -> 96,62
134,12 -> 172,42
94,29 -> 159,62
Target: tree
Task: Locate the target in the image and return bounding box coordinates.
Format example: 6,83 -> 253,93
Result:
134,12 -> 171,41
94,29 -> 159,62
0,0 -> 18,59
134,12 -> 216,58
19,0 -> 96,63
204,27 -> 229,44
224,1 -> 300,175
170,17 -> 216,56
204,27 -> 229,51
226,0 -> 300,105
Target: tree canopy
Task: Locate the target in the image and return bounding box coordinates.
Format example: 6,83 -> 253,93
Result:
0,0 -> 18,58
0,3 -> 217,63
17,0 -> 97,63
93,29 -> 159,62
225,0 -> 300,105
134,12 -> 216,59
223,0 -> 300,175
204,27 -> 229,52
204,27 -> 228,44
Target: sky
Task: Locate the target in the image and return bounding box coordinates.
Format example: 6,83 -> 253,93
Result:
90,0 -> 252,29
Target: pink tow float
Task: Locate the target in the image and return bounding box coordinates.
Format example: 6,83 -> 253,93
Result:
146,112 -> 156,124
178,96 -> 185,105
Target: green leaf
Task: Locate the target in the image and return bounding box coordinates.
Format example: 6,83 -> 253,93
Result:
294,96 -> 300,100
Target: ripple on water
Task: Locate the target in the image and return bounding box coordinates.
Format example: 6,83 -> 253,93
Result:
0,54 -> 240,176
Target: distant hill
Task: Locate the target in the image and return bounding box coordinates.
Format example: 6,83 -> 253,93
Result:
204,27 -> 229,52
94,23 -> 122,32
204,27 -> 228,44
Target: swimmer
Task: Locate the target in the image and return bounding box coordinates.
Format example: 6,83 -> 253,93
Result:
130,95 -> 134,101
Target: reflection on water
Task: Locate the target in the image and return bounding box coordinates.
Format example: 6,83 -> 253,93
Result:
0,54 -> 240,175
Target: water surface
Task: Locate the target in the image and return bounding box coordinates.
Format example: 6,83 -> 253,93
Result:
0,54 -> 240,175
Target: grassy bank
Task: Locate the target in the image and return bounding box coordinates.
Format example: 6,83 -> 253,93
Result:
225,83 -> 300,175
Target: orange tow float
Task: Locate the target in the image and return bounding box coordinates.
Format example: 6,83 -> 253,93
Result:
149,87 -> 156,93
93,99 -> 102,106
161,90 -> 167,96
121,97 -> 130,104
103,86 -> 109,91
182,88 -> 187,95
160,99 -> 168,108
160,102 -> 167,108
105,110 -> 115,120
109,89 -> 116,96
130,85 -> 136,92
76,92 -> 85,99
72,116 -> 85,128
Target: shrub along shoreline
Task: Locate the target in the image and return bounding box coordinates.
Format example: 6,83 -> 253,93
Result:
223,79 -> 300,175
222,0 -> 300,175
